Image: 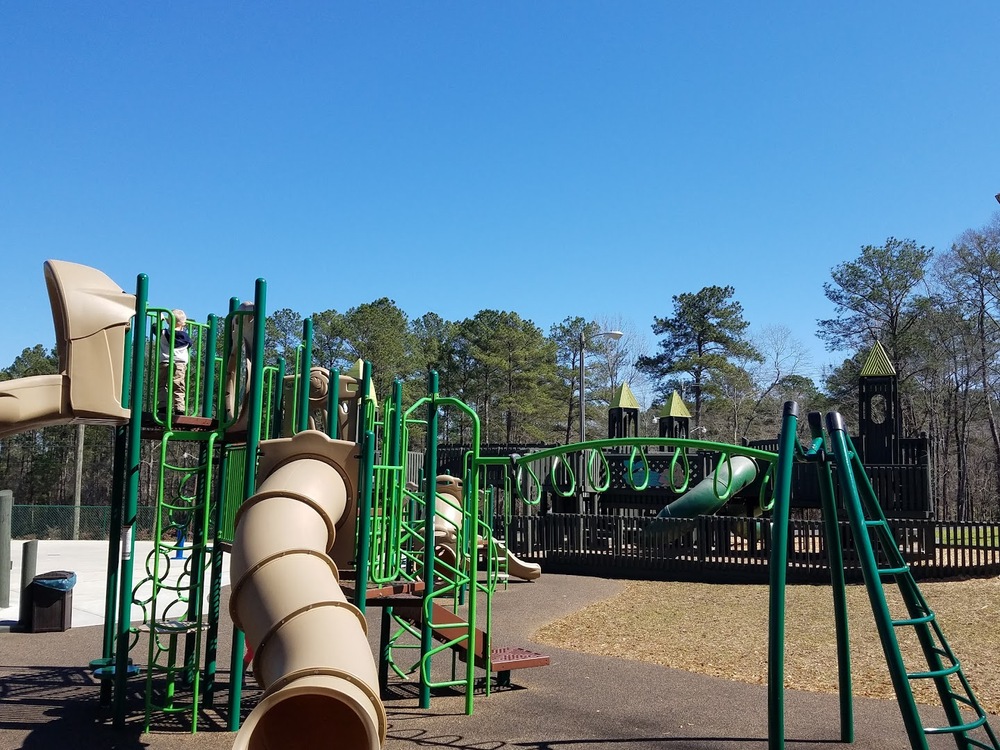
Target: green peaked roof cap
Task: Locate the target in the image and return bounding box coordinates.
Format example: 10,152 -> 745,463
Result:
859,341 -> 896,377
610,382 -> 641,410
659,390 -> 691,419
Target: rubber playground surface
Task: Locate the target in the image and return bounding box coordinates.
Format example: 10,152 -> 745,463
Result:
0,542 -> 993,749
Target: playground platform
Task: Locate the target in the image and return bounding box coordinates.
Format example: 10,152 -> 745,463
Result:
0,542 -> 991,749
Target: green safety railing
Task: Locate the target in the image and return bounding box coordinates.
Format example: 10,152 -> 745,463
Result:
511,437 -> 779,512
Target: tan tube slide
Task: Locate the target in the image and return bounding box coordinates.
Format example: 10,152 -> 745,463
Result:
229,430 -> 386,750
0,260 -> 133,438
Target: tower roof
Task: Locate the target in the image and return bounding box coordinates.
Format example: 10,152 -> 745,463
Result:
659,390 -> 691,419
860,341 -> 896,377
610,382 -> 640,410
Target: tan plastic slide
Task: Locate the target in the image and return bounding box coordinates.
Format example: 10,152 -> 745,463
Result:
491,539 -> 541,581
0,260 -> 134,438
434,476 -> 542,582
229,430 -> 386,750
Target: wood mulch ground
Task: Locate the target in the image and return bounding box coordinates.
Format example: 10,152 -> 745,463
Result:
534,576 -> 1000,715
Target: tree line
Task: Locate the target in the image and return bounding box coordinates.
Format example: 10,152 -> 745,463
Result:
3,212 -> 1000,521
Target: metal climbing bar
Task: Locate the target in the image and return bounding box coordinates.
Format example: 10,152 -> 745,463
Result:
825,411 -> 999,750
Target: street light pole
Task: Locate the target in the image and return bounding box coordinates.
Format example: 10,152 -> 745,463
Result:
578,328 -> 624,445
577,328 -> 623,512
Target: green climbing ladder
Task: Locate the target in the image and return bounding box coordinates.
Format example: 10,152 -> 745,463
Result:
130,430 -> 217,733
825,411 -> 999,750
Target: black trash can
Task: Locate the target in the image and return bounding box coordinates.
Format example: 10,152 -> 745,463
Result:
29,570 -> 77,633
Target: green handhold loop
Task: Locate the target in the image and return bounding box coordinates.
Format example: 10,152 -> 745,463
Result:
586,449 -> 612,492
513,462 -> 543,505
625,445 -> 650,490
668,448 -> 691,493
550,453 -> 577,497
713,451 -> 737,502
758,461 -> 776,512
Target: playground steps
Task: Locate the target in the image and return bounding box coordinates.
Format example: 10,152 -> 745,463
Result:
385,595 -> 550,681
827,414 -> 1000,750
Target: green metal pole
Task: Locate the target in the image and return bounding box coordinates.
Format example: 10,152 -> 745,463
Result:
203,450 -> 229,705
419,371 -> 439,710
201,315 -> 218,419
826,412 -> 928,750
327,368 -> 341,439
227,280 -> 267,731
113,273 -> 149,727
96,424 -> 127,705
807,411 -> 854,742
463,454 -> 479,715
296,318 -> 313,434
271,357 -> 286,439
354,429 -> 376,615
202,315 -> 224,704
182,440 -> 213,684
389,379 -> 402,467
767,401 -> 798,750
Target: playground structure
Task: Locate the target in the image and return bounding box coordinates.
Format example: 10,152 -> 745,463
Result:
0,260 -> 554,749
1,260 -> 997,750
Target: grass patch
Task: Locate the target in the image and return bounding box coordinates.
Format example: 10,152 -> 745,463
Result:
535,577 -> 1000,714
936,526 -> 1000,547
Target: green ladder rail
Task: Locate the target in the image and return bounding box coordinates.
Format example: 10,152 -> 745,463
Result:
825,411 -> 999,750
130,431 -> 216,733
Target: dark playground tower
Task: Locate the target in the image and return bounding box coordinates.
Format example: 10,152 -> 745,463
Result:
857,340 -> 901,465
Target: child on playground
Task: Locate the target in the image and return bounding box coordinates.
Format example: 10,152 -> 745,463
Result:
159,309 -> 193,415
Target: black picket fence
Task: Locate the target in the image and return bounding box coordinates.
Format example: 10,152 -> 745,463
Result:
14,505 -> 998,584
491,513 -> 1000,583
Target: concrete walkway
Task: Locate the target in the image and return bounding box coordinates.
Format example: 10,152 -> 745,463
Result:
1,539 -> 230,629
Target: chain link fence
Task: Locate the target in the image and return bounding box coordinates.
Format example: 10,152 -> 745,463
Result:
10,505 -> 158,541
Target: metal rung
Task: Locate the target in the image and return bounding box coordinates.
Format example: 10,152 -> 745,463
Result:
944,691 -> 976,708
864,519 -> 885,528
892,612 -> 934,626
907,662 -> 960,680
924,713 -> 988,735
877,565 -> 909,577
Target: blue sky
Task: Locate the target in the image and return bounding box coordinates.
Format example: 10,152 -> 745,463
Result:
3,3 -> 999,386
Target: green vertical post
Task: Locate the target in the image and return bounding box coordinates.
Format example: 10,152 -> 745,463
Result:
96,424 -> 127,705
202,315 -> 223,704
182,439 -> 213,683
113,273 -> 148,727
807,411 -> 853,742
203,451 -> 229,705
826,412 -> 928,750
227,280 -> 268,731
388,379 -> 402,467
463,453 -> 479,715
766,401 -> 798,750
201,315 -> 218,419
296,318 -> 313,434
419,371 -> 439,710
354,429 -> 376,615
327,368 -> 340,439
